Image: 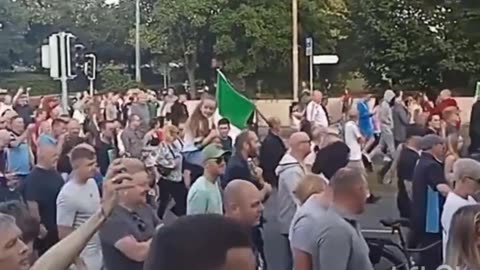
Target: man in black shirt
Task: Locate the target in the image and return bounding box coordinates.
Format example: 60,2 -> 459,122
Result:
396,126 -> 423,218
410,134 -> 451,269
57,119 -> 86,177
95,121 -> 117,176
169,94 -> 189,126
24,144 -> 64,255
13,90 -> 34,125
223,130 -> 272,269
217,118 -> 233,152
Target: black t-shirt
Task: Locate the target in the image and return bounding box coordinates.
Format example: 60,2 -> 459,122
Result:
95,137 -> 115,176
24,167 -> 64,232
57,136 -> 87,173
13,104 -> 34,125
222,154 -> 260,189
311,141 -> 350,179
411,152 -> 447,237
0,185 -> 23,203
220,136 -> 233,152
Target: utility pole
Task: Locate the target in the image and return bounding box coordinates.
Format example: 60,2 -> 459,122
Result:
292,0 -> 299,101
135,0 -> 141,82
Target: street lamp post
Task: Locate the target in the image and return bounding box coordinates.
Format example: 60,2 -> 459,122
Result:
135,0 -> 141,82
292,0 -> 299,101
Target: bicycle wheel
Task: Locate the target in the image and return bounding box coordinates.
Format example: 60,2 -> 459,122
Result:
367,239 -> 408,270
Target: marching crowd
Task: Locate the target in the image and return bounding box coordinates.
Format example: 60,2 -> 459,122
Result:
1,85 -> 480,270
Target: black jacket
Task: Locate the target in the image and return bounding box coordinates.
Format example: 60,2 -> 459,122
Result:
470,101 -> 480,153
259,131 -> 286,187
170,101 -> 189,126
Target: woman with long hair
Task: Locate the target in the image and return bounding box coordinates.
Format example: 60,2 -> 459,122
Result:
304,126 -> 328,172
446,204 -> 480,269
155,125 -> 187,219
444,133 -> 462,183
182,95 -> 218,181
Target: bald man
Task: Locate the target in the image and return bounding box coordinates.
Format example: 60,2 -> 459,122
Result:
224,179 -> 264,270
24,144 -> 64,254
275,131 -> 311,270
344,108 -> 366,173
305,90 -> 329,127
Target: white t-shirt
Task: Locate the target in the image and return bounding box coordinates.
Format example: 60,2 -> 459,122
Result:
305,101 -> 329,127
441,192 -> 476,257
56,178 -> 103,270
344,120 -> 362,161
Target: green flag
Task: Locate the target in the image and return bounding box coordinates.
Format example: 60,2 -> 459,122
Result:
216,70 -> 255,130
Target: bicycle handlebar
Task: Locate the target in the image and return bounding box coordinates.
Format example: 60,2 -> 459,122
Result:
405,240 -> 442,253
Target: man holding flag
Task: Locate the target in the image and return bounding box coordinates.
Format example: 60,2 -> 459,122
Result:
217,69 -> 272,270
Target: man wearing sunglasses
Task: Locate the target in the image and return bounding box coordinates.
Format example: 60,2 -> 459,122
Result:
441,158 -> 480,258
186,144 -> 229,215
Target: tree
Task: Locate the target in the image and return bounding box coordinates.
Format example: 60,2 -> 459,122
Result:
142,0 -> 225,97
347,0 -> 480,92
0,0 -> 31,68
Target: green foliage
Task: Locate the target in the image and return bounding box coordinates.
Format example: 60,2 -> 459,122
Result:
347,0 -> 480,92
99,68 -> 138,90
2,0 -> 480,95
0,72 -> 58,95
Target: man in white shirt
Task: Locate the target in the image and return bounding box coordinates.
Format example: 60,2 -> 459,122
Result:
57,145 -> 103,270
344,108 -> 366,176
305,90 -> 329,128
441,158 -> 480,257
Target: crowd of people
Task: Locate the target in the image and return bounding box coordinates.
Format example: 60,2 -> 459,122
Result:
1,84 -> 480,270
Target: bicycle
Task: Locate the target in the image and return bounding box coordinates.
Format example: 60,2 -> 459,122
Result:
364,218 -> 442,270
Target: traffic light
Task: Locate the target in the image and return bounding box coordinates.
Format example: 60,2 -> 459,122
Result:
84,53 -> 96,80
48,34 -> 61,78
71,43 -> 86,77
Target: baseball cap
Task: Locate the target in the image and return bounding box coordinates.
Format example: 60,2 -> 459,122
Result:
202,144 -> 229,163
420,134 -> 444,150
453,158 -> 480,182
406,125 -> 426,139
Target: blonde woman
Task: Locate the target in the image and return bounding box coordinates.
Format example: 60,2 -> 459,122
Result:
304,126 -> 328,172
182,95 -> 218,182
444,133 -> 461,183
294,174 -> 329,205
446,204 -> 480,270
290,174 -> 331,270
155,125 -> 187,219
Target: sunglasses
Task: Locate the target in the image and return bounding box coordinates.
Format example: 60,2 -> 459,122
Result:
131,212 -> 146,232
207,157 -> 225,164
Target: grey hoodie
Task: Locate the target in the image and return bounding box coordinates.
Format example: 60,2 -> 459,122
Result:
378,90 -> 396,132
276,153 -> 305,234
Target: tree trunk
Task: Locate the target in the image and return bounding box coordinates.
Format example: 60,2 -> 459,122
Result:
184,53 -> 197,99
186,68 -> 196,99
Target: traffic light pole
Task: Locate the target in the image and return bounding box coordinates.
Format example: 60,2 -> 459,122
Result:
58,32 -> 69,114
84,53 -> 96,96
89,79 -> 94,96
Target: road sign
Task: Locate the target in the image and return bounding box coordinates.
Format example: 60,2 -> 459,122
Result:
305,37 -> 313,57
313,55 -> 339,65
